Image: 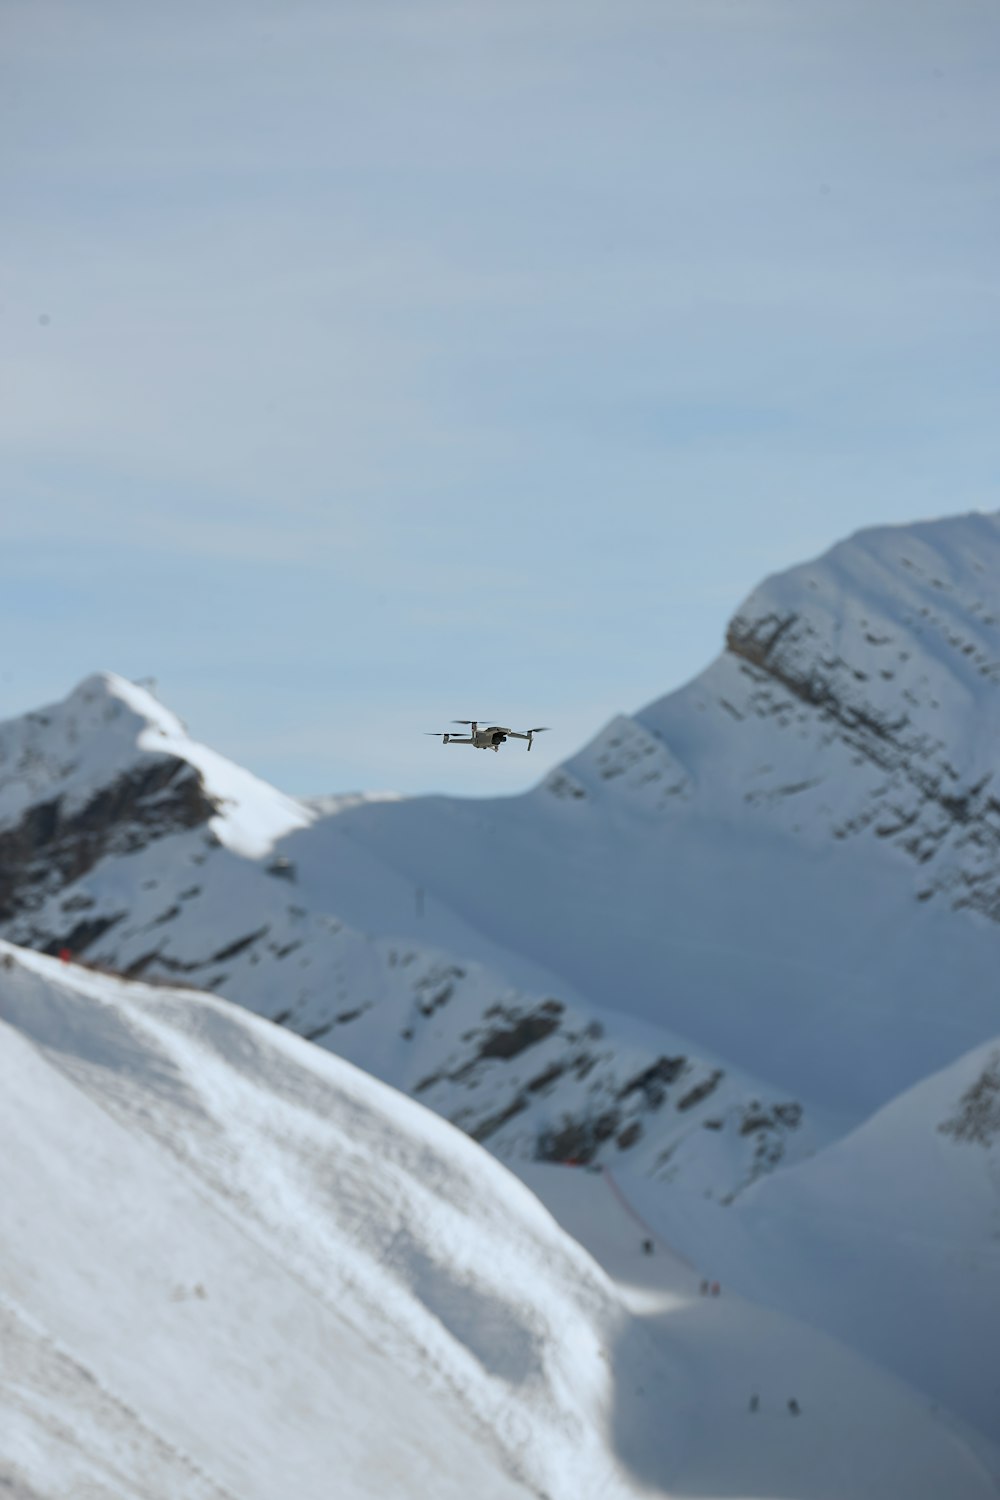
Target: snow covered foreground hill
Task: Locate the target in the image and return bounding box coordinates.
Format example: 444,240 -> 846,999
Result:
0,941 -> 655,1500
1,942 -> 993,1500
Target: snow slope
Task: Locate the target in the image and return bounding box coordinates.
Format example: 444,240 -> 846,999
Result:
0,941 -> 660,1500
0,941 -> 993,1500
630,1034 -> 1000,1448
516,1161 -> 1000,1498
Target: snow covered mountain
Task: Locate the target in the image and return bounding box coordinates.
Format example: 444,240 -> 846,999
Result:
2,510 -> 1000,1159
4,514 -> 1000,1179
3,507 -> 1000,1481
0,677 -> 811,1204
1,941 -> 993,1500
0,672 -> 309,877
313,510 -> 1000,1128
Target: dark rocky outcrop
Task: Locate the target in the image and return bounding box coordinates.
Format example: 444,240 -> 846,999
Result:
476,1002 -> 563,1061
726,607 -> 1000,923
535,1108 -> 621,1165
939,1052 -> 1000,1147
726,612 -> 907,748
676,1070 -> 723,1111
470,1093 -> 531,1143
0,758 -> 216,922
617,1055 -> 686,1105
41,913 -> 124,957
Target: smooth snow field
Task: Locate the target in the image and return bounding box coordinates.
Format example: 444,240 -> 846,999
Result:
1,943 -> 995,1500
624,1037 -> 1000,1450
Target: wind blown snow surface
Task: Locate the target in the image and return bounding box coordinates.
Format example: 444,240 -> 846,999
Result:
0,942 -> 993,1500
0,942 -> 650,1499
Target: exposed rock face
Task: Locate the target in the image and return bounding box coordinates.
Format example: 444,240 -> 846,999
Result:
722,622 -> 1000,920
939,1051 -> 1000,1147
0,758 -> 215,926
715,514 -> 1000,921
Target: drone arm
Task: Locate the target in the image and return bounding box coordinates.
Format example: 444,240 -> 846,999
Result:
505,726 -> 549,750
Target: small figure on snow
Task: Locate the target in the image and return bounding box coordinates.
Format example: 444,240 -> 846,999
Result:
788,1398 -> 801,1416
749,1394 -> 759,1413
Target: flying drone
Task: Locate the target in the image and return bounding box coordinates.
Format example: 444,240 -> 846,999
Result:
426,720 -> 550,753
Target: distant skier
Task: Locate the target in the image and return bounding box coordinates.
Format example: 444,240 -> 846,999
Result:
749,1394 -> 759,1413
788,1398 -> 801,1416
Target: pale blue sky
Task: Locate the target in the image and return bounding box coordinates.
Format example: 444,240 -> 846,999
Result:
2,0 -> 998,795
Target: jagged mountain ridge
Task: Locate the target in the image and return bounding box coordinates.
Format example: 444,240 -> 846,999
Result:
721,509 -> 1000,914
309,510 -> 1000,1121
0,677 -> 804,1201
0,673 -> 308,926
3,510 -> 1000,1184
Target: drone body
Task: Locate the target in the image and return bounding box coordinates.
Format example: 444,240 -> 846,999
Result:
426,720 -> 550,753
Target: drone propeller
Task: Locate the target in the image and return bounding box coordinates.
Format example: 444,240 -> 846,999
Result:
525,726 -> 550,751
452,719 -> 488,726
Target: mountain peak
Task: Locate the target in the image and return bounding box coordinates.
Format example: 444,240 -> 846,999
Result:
68,670 -> 191,738
0,674 -> 311,931
725,510 -> 1000,749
